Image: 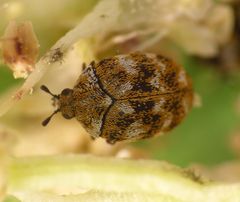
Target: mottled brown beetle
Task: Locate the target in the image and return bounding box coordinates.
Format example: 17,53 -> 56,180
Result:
41,52 -> 193,144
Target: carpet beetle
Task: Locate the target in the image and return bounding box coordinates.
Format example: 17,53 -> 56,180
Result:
41,52 -> 193,144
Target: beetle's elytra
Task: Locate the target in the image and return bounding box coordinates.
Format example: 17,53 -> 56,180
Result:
41,52 -> 193,144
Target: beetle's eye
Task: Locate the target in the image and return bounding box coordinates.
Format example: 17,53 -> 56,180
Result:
61,88 -> 73,96
62,113 -> 73,119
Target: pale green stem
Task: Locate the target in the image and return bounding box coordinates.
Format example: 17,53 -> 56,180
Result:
4,155 -> 240,202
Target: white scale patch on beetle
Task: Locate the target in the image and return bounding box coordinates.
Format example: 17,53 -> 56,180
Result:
88,67 -> 98,83
150,71 -> 161,88
88,119 -> 103,138
125,121 -> 147,138
117,102 -> 135,114
178,71 -> 188,86
83,67 -> 98,86
117,55 -> 137,74
118,81 -> 133,95
162,114 -> 173,130
153,98 -> 165,113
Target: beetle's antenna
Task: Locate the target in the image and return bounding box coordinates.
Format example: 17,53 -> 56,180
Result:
40,85 -> 59,98
41,85 -> 60,126
42,109 -> 60,126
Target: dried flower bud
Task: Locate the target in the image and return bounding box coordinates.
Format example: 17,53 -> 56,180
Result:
1,21 -> 39,79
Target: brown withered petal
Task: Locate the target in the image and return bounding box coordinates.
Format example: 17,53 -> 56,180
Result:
2,21 -> 39,79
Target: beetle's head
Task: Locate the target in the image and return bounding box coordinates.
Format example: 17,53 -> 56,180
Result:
40,85 -> 75,126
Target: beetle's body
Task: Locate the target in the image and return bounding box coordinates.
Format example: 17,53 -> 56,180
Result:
43,52 -> 193,144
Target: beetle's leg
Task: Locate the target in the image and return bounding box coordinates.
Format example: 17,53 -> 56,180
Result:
106,133 -> 117,145
90,60 -> 95,67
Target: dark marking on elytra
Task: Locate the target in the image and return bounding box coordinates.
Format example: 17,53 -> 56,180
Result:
129,100 -> 155,112
116,116 -> 135,128
132,81 -> 154,93
131,62 -> 156,93
143,114 -> 161,124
